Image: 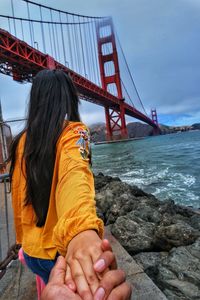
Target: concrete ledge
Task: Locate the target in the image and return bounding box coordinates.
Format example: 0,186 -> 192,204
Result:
0,260 -> 36,300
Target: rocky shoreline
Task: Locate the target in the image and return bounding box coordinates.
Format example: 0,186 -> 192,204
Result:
94,173 -> 200,300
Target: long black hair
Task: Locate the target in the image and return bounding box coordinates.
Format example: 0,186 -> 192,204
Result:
9,69 -> 80,227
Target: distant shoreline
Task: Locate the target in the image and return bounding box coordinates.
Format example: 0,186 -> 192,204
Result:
94,137 -> 144,145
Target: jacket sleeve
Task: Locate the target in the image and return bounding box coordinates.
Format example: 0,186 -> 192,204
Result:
52,123 -> 104,256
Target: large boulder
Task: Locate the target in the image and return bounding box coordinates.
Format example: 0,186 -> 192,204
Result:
190,214 -> 200,231
134,251 -> 168,282
111,214 -> 156,254
155,221 -> 200,251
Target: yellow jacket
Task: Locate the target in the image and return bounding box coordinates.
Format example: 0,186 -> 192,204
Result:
11,122 -> 104,259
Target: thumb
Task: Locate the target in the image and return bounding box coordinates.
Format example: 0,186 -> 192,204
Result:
48,256 -> 66,285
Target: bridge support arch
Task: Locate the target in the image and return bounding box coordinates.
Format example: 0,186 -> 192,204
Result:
96,18 -> 128,140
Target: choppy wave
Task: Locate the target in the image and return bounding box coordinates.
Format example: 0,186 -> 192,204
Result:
92,130 -> 200,208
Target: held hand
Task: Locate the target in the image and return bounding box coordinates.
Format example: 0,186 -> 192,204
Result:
41,256 -> 81,300
94,239 -> 132,300
65,239 -> 116,295
41,253 -> 132,300
95,270 -> 132,300
65,235 -> 132,300
65,230 -> 103,300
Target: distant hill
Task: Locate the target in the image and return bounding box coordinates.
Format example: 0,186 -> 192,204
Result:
192,123 -> 200,130
127,122 -> 153,137
89,123 -> 106,142
89,122 -> 154,142
89,122 -> 200,142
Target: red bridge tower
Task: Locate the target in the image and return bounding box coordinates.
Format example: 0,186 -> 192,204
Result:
151,108 -> 158,126
96,18 -> 128,140
151,108 -> 160,135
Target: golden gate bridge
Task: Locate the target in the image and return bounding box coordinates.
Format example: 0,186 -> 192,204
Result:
0,0 -> 159,140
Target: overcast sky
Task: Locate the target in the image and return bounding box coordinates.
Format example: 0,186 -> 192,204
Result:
0,0 -> 200,134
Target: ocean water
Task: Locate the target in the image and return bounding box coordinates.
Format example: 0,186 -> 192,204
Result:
92,130 -> 200,208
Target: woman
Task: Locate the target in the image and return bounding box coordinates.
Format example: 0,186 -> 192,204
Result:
9,69 -> 106,299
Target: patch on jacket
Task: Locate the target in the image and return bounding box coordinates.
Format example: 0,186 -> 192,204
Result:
74,127 -> 90,160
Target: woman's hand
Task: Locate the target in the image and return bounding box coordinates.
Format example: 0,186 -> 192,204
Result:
94,239 -> 117,272
65,230 -> 103,300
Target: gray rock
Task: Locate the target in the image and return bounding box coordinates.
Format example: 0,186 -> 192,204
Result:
134,252 -> 168,282
174,205 -> 195,218
163,281 -> 199,300
105,197 -> 137,225
131,204 -> 162,224
155,221 -> 200,251
95,189 -> 114,214
158,199 -> 176,215
111,215 -> 155,254
157,239 -> 200,299
190,214 -> 200,231
94,173 -> 121,191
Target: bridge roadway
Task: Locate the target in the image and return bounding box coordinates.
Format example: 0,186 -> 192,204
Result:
0,28 -> 158,129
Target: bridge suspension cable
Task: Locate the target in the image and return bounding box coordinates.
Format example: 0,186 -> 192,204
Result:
21,0 -> 106,19
115,31 -> 148,116
121,79 -> 135,108
10,0 -> 16,35
0,0 -> 106,86
0,15 -> 90,25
